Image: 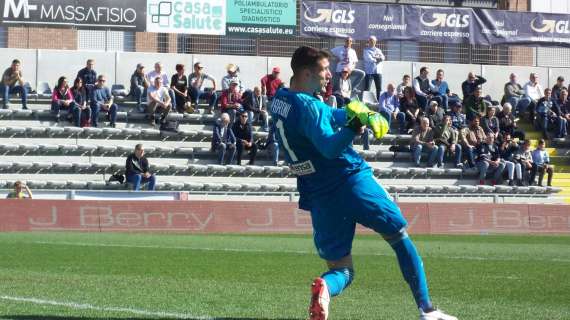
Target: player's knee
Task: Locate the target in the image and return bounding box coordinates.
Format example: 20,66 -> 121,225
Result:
382,227 -> 409,246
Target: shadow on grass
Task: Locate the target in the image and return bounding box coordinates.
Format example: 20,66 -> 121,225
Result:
3,316 -> 302,320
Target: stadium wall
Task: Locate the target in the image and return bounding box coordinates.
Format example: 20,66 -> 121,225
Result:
1,200 -> 569,235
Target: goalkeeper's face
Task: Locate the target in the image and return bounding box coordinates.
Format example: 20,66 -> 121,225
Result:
308,58 -> 332,93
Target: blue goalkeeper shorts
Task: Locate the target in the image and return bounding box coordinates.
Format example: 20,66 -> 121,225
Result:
309,170 -> 407,261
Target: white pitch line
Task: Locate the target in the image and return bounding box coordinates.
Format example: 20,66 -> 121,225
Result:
31,240 -> 570,263
0,295 -> 212,319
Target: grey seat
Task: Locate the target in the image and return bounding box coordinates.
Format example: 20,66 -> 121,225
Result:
67,181 -> 88,189
226,165 -> 246,175
72,163 -> 92,172
141,129 -> 161,138
242,183 -> 262,192
373,167 -> 392,177
78,144 -> 97,153
32,162 -> 53,171
14,162 -> 33,171
28,181 -> 47,189
0,109 -> 13,118
409,168 -> 427,177
97,145 -> 117,153
260,184 -> 280,192
245,165 -> 265,175
184,182 -> 204,191
425,185 -> 444,193
102,128 -> 123,136
264,166 -> 284,175
63,127 -> 83,135
204,183 -> 223,191
477,185 -> 496,193
6,127 -> 26,135
279,184 -> 297,192
84,127 -> 103,137
92,163 -> 112,171
188,164 -> 208,174
60,144 -> 79,153
459,185 -> 478,193
27,127 -> 47,135
222,183 -> 242,191
442,185 -> 461,193
169,164 -> 188,173
167,113 -> 184,121
391,167 -> 410,176
87,181 -> 107,189
19,144 -> 39,153
39,144 -> 60,153
53,162 -> 73,171
165,182 -> 185,190
494,185 -> 513,193
121,128 -> 141,137
46,180 -> 67,189
13,109 -> 33,117
0,144 -> 18,152
175,147 -> 194,156
207,164 -> 227,175
46,126 -> 65,136
407,185 -> 426,193
156,146 -> 175,154
426,168 -> 445,176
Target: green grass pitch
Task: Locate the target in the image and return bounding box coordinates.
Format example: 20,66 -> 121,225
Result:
0,232 -> 569,319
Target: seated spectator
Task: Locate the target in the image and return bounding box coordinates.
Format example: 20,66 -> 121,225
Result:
513,139 -> 534,186
462,71 -> 486,100
266,124 -> 280,166
212,113 -> 236,165
519,73 -> 543,120
426,101 -> 445,128
503,73 -> 525,113
481,106 -> 500,141
498,103 -> 525,141
125,144 -> 156,191
1,59 -> 28,110
222,64 -> 243,92
220,80 -> 243,124
243,86 -> 269,131
476,134 -> 505,185
396,74 -> 411,99
76,59 -> 97,99
413,66 -> 435,111
536,88 -> 558,138
463,86 -> 487,121
410,117 -> 440,167
233,112 -> 258,165
431,69 -> 460,111
130,63 -> 149,113
171,64 -> 190,113
551,89 -> 568,139
531,139 -> 553,187
6,180 -> 32,199
558,89 -> 570,137
399,86 -> 422,134
378,83 -> 404,134
330,37 -> 365,90
70,77 -> 91,127
188,62 -> 218,114
460,116 -> 486,167
51,76 -> 80,126
261,66 -> 283,101
147,76 -> 172,127
448,101 -> 467,131
333,67 -> 352,108
90,75 -> 117,128
499,133 -> 523,186
434,115 -> 462,168
551,76 -> 566,101
146,62 -> 176,108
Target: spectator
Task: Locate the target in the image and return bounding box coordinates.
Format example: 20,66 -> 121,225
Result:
76,59 -> 97,99
481,106 -> 500,141
221,63 -> 243,92
461,71 -> 486,100
321,80 -> 336,107
330,37 -> 365,90
503,73 -> 525,114
513,139 -> 534,186
260,66 -> 283,100
411,117 -> 439,167
212,113 -> 236,165
125,144 -> 156,191
536,88 -> 558,138
147,76 -> 172,127
463,86 -> 487,121
396,74 -> 412,99
476,134 -> 505,185
1,59 -> 28,110
519,73 -> 544,120
130,63 -> 149,113
146,62 -> 176,108
531,139 -> 553,187
551,76 -> 566,101
426,101 -> 445,128
558,89 -> 570,137
220,80 -> 243,124
265,124 -> 280,166
70,77 -> 91,127
170,64 -> 190,113
448,101 -> 467,131
378,83 -> 404,134
431,69 -> 460,112
434,115 -> 462,168
188,62 -> 218,114
363,35 -> 385,100
551,89 -> 568,139
499,133 -> 523,186
6,180 -> 32,199
498,103 -> 525,141
399,86 -> 422,134
461,116 -> 486,167
243,86 -> 269,131
233,111 -> 258,165
412,66 -> 435,111
90,75 -> 117,128
333,67 -> 352,108
51,76 -> 80,126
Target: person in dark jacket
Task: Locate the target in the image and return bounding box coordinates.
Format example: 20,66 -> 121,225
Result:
232,111 -> 257,165
212,113 -> 236,165
76,59 -> 97,99
130,63 -> 149,112
476,134 -> 505,185
70,77 -> 91,127
125,144 -> 156,191
461,71 -> 486,100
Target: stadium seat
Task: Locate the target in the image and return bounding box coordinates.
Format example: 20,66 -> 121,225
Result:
53,162 -> 73,171
46,180 -> 67,189
264,166 -> 284,176
245,165 -> 265,176
0,109 -> 13,118
78,144 -> 97,154
279,184 -> 297,192
175,147 -> 194,157
260,184 -> 280,192
169,164 -> 188,174
72,163 -> 92,172
409,167 -> 427,177
60,144 -> 79,154
222,183 -> 242,191
39,144 -> 59,153
242,183 -> 262,192
477,185 -> 496,193
188,164 -> 208,175
425,185 -> 444,193
37,82 -> 52,98
46,127 -> 65,136
226,165 -> 246,175
87,181 -> 107,189
32,162 -> 53,171
204,183 -> 223,191
207,164 -> 227,175
67,181 -> 88,189
164,182 -> 185,190
97,145 -> 117,154
6,127 -> 26,136
442,185 -> 461,193
459,185 -> 478,193
362,91 -> 380,110
27,127 -> 47,135
184,182 -> 204,191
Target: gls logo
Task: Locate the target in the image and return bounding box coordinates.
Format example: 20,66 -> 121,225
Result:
3,0 -> 37,19
531,18 -> 570,34
304,8 -> 355,24
421,13 -> 470,28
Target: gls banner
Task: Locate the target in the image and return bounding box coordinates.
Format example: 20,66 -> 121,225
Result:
0,0 -> 146,31
146,0 -> 226,35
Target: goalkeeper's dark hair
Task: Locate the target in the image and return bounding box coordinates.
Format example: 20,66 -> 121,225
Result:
291,46 -> 331,78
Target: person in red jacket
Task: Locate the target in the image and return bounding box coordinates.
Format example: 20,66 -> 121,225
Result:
220,80 -> 242,124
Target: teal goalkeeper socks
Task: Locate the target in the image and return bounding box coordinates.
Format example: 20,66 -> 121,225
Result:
321,267 -> 354,297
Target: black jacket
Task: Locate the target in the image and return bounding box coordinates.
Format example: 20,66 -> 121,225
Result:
232,121 -> 253,143
125,153 -> 149,175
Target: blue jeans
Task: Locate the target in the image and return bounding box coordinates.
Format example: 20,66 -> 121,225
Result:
189,87 -> 218,111
247,110 -> 269,131
431,95 -> 448,111
416,95 -> 428,111
477,160 -> 506,181
51,100 -> 83,127
517,97 -> 532,115
361,128 -> 371,150
464,145 -> 476,167
91,102 -> 118,127
411,144 -> 438,167
380,110 -> 406,134
364,74 -> 382,100
131,85 -> 146,111
438,144 -> 463,167
127,173 -> 156,191
268,142 -> 279,166
216,142 -> 236,165
2,84 -> 27,109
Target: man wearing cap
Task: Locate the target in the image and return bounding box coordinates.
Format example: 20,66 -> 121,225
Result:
222,63 -> 243,93
220,79 -> 243,124
363,35 -> 385,101
130,63 -> 149,113
261,67 -> 284,101
189,62 -> 218,114
146,62 -> 177,109
330,37 -> 365,90
551,76 -> 567,102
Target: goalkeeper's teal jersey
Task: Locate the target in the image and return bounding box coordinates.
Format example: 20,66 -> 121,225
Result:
270,88 -> 370,210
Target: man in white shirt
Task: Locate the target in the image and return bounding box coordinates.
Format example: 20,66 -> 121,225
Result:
362,35 -> 385,100
146,62 -> 176,110
330,37 -> 365,91
147,77 -> 172,127
519,72 -> 544,119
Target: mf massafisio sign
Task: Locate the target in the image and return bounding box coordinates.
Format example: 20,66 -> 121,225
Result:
146,0 -> 226,35
0,0 -> 146,31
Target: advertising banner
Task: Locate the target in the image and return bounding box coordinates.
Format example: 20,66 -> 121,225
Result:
226,0 -> 296,36
146,0 -> 226,35
0,0 -> 146,31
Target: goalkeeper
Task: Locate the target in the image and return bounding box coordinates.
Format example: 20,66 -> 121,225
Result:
269,46 -> 457,320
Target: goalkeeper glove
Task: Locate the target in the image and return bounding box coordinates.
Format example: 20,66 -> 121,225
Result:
345,100 -> 389,139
